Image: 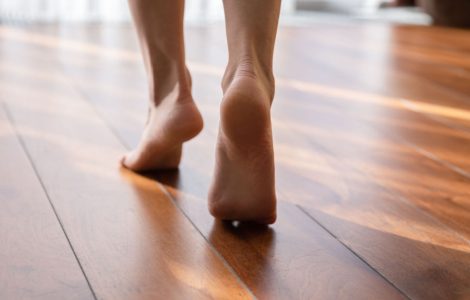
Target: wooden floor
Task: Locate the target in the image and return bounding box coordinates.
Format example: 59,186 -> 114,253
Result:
1,21 -> 470,299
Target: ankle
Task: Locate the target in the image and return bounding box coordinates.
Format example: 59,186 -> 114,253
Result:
222,55 -> 275,101
148,59 -> 192,106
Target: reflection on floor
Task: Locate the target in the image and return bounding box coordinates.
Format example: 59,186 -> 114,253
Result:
0,22 -> 469,299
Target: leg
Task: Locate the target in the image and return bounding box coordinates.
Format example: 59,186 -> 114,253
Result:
208,0 -> 280,224
122,0 -> 203,171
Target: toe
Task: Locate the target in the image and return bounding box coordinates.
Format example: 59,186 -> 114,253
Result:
120,154 -> 127,166
121,151 -> 138,170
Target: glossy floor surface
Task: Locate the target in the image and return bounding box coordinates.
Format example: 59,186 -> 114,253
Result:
0,22 -> 469,299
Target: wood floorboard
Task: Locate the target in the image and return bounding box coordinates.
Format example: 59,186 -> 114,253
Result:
0,32 -> 253,299
273,84 -> 470,235
275,26 -> 470,133
314,26 -> 470,127
279,27 -> 470,173
1,22 -> 470,299
0,104 -> 94,299
273,129 -> 470,299
392,25 -> 470,52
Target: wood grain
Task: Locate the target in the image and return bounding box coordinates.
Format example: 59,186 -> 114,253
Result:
2,21 -> 470,299
0,104 -> 94,300
280,25 -> 470,172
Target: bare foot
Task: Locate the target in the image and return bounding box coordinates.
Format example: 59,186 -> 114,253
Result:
208,70 -> 277,224
122,82 -> 203,171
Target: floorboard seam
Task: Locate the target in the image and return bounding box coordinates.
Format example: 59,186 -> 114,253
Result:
1,102 -> 98,300
295,204 -> 412,300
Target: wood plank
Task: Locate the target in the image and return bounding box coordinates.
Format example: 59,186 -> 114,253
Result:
0,104 -> 94,299
278,26 -> 470,176
285,25 -> 470,171
273,129 -> 470,299
42,24 -> 407,299
273,83 -> 470,233
274,25 -> 470,140
0,28 -> 252,299
17,22 -> 470,299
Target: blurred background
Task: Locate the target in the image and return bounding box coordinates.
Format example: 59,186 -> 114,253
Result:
0,0 -> 433,25
1,0 -> 469,28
